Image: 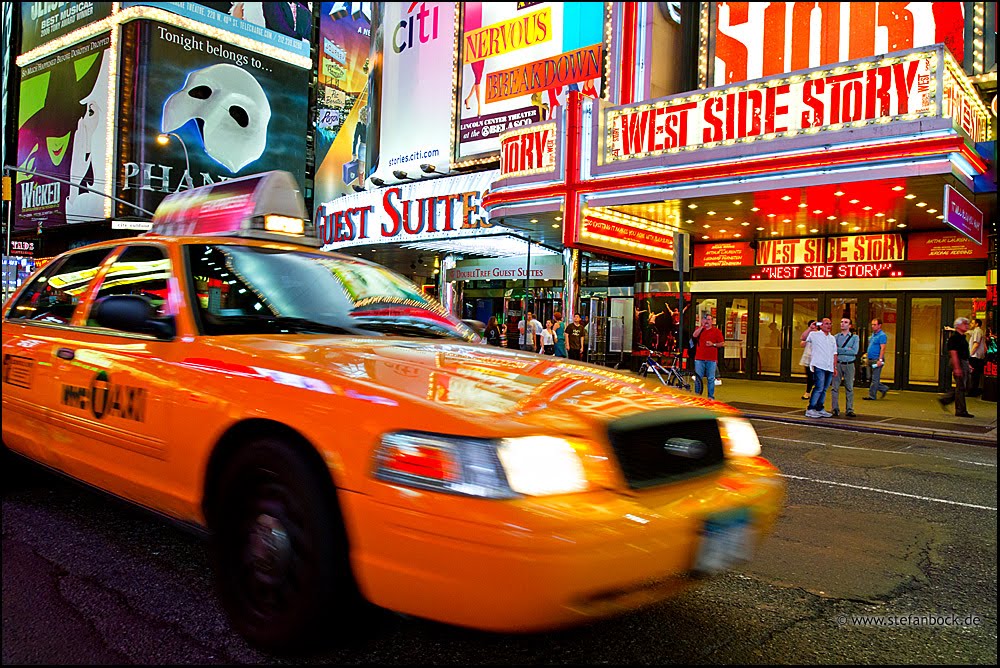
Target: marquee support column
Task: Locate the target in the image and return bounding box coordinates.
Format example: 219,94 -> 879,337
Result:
562,247 -> 580,322
439,254 -> 457,317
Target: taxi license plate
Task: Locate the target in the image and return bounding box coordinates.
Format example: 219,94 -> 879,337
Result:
693,508 -> 755,575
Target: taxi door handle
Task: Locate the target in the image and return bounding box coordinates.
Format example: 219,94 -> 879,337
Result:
57,348 -> 75,360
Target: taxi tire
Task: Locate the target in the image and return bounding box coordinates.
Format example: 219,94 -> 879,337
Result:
209,437 -> 356,652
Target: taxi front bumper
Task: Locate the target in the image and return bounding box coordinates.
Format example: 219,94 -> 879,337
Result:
339,462 -> 784,632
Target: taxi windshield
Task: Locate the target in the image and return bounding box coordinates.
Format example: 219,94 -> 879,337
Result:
185,244 -> 478,342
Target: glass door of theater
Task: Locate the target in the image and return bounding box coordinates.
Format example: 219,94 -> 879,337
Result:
691,295 -> 752,378
750,295 -> 820,380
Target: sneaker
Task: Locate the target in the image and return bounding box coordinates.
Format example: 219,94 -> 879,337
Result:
846,410 -> 856,418
862,396 -> 875,401
801,393 -> 811,400
831,409 -> 840,417
819,410 -> 833,417
804,409 -> 821,418
956,412 -> 975,418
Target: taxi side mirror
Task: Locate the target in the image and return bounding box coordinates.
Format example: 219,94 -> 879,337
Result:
92,295 -> 176,340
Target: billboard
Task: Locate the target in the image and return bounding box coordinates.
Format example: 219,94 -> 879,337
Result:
119,22 -> 309,216
121,2 -> 313,59
709,1 -> 967,86
365,1 -> 456,187
456,2 -> 605,164
15,34 -> 111,231
20,2 -> 113,54
312,2 -> 372,219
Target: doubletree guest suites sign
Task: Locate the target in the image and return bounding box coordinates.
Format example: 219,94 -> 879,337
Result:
317,170 -> 500,249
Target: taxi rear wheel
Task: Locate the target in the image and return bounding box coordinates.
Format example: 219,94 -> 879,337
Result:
209,437 -> 356,651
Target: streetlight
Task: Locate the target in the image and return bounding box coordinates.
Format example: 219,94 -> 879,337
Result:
156,132 -> 190,176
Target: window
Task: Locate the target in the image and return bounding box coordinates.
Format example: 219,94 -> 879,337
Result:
5,248 -> 114,324
88,245 -> 174,327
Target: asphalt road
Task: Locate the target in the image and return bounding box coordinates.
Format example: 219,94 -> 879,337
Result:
3,422 -> 997,665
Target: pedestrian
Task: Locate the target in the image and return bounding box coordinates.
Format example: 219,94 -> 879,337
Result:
830,317 -> 859,417
565,313 -> 587,361
691,314 -> 724,400
484,316 -> 502,346
968,318 -> 986,397
553,311 -> 567,358
939,317 -> 975,418
863,318 -> 889,401
799,320 -> 817,400
541,319 -> 556,355
520,312 -> 543,352
804,317 -> 838,418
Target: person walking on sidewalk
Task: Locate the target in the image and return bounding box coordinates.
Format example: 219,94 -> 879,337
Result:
863,318 -> 889,401
553,311 -> 567,358
799,320 -> 817,400
565,313 -> 587,361
831,317 -> 859,417
939,317 -> 975,418
805,317 -> 838,418
691,314 -> 725,400
968,318 -> 986,397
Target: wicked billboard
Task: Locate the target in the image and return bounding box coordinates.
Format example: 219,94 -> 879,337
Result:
15,34 -> 112,231
117,21 -> 309,216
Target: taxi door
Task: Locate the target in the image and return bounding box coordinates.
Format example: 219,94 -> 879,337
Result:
49,243 -> 185,515
2,248 -> 116,463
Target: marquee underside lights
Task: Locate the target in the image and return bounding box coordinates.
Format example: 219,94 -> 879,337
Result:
401,235 -> 561,259
17,5 -> 312,69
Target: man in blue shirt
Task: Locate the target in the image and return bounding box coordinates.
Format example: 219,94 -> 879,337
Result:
863,318 -> 889,401
831,317 -> 859,417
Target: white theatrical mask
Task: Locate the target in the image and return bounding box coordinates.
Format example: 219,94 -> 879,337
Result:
161,63 -> 271,173
66,49 -> 110,221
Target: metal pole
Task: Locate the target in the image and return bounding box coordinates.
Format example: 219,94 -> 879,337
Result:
524,236 -> 531,318
677,235 -> 685,370
165,132 -> 190,177
2,165 -> 155,217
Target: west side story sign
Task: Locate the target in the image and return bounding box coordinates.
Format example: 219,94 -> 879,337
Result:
604,47 -> 988,163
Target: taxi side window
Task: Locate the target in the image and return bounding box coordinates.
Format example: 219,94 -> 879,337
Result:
89,246 -> 173,326
5,248 -> 114,325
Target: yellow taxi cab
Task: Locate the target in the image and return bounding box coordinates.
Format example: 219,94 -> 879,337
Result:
2,171 -> 784,651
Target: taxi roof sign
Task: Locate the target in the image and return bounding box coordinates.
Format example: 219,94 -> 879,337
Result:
148,171 -> 319,246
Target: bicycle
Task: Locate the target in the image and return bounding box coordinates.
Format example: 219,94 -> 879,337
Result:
636,345 -> 691,390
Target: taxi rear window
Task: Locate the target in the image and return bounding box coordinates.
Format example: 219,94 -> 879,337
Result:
183,244 -> 477,341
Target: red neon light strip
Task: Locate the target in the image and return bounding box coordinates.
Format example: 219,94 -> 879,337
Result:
619,3 -> 637,105
486,136 -> 972,209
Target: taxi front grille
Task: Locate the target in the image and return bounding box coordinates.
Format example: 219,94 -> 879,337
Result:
606,411 -> 724,489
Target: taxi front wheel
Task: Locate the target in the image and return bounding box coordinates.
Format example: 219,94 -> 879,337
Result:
208,437 -> 359,652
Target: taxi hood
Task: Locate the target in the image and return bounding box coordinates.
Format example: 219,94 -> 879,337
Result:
199,337 -> 728,434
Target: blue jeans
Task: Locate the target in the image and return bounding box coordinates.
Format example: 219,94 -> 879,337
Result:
809,367 -> 834,410
694,359 -> 718,400
869,364 -> 888,399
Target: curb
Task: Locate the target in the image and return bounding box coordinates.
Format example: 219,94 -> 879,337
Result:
741,411 -> 998,447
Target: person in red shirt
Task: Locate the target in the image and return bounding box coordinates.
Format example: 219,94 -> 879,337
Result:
692,314 -> 725,400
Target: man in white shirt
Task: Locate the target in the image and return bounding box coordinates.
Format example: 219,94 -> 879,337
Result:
805,317 -> 838,418
519,312 -> 544,352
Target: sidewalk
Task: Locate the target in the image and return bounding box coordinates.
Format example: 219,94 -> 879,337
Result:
699,376 -> 997,446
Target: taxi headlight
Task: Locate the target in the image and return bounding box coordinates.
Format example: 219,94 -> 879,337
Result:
374,432 -> 606,498
718,416 -> 762,457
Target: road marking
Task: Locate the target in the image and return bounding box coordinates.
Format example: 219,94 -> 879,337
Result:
762,436 -> 997,468
780,474 -> 997,511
